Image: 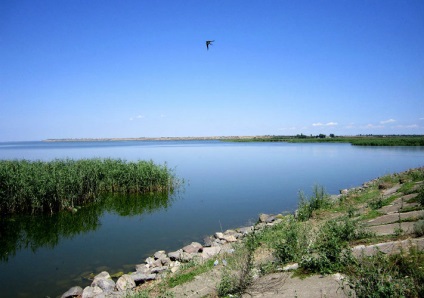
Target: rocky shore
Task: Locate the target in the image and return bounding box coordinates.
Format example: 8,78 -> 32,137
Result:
60,213 -> 281,298
60,167 -> 424,298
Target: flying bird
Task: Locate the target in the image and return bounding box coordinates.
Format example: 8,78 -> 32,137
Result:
206,40 -> 214,50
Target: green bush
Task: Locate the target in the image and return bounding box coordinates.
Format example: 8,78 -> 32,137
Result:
344,248 -> 424,298
296,185 -> 331,221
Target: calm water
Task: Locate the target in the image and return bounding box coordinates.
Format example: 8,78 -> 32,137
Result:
0,140 -> 423,297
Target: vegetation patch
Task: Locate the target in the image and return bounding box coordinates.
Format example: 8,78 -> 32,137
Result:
0,158 -> 180,215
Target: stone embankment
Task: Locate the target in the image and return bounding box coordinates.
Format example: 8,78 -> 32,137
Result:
61,214 -> 280,298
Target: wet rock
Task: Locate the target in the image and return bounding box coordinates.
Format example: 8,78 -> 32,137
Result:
82,286 -> 103,298
183,242 -> 203,254
61,286 -> 83,298
116,274 -> 136,292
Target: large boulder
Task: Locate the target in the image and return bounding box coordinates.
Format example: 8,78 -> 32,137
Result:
183,242 -> 203,254
82,286 -> 104,298
116,274 -> 136,292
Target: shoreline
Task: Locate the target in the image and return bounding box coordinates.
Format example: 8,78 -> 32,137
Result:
59,166 -> 424,298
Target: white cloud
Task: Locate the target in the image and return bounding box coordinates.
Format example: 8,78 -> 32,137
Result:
419,117 -> 424,121
395,124 -> 419,129
380,119 -> 396,124
312,122 -> 338,127
136,115 -> 144,119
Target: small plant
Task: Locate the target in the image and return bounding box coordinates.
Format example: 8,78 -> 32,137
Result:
343,248 -> 424,297
414,220 -> 424,237
217,231 -> 257,297
417,185 -> 424,206
368,196 -> 384,210
296,185 -> 331,221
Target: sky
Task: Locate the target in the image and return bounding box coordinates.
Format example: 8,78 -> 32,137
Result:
1,0 -> 424,141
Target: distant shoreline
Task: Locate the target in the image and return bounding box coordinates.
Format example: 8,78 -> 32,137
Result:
42,136 -> 266,142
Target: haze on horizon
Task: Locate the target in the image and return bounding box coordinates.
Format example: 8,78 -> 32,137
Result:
1,0 -> 423,142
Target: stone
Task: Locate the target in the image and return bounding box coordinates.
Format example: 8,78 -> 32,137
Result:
215,232 -> 224,239
154,250 -> 167,260
82,286 -> 104,298
203,236 -> 214,247
61,286 -> 83,298
159,256 -> 171,266
93,271 -> 111,281
116,274 -> 136,292
201,246 -> 221,260
168,249 -> 183,261
237,226 -> 253,235
340,189 -> 348,195
282,263 -> 299,271
91,278 -> 115,293
135,264 -> 150,274
222,235 -> 237,242
150,266 -> 168,274
131,273 -> 157,283
183,242 -> 203,254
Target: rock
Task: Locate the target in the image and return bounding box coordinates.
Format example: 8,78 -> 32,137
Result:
237,226 -> 253,235
116,274 -> 136,292
183,242 -> 203,254
201,246 -> 221,260
215,232 -> 224,239
282,263 -> 299,271
154,250 -> 167,260
150,266 -> 168,274
168,249 -> 183,261
222,235 -> 237,242
93,271 -> 111,281
135,264 -> 150,274
169,261 -> 181,273
203,236 -> 214,247
61,286 -> 83,298
131,273 -> 157,283
91,278 -> 115,293
159,256 -> 171,266
340,189 -> 348,195
82,286 -> 104,298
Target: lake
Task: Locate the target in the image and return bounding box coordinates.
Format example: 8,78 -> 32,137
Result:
0,140 -> 423,297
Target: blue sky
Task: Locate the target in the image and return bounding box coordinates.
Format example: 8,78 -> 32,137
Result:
1,0 -> 423,141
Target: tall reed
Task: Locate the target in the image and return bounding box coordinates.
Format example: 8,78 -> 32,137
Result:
0,158 -> 178,215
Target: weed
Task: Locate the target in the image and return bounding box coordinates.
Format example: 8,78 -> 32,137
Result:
296,185 -> 331,221
414,220 -> 424,237
217,232 -> 257,297
343,248 -> 424,297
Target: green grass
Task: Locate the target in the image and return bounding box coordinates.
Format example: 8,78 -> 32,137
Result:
167,259 -> 215,288
224,135 -> 424,146
0,158 -> 179,215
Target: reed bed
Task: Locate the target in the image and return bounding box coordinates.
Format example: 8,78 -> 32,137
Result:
0,158 -> 178,215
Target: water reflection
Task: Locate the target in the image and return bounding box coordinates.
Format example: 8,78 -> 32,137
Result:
0,192 -> 174,262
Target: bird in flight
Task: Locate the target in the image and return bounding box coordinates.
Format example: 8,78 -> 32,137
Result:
206,40 -> 214,50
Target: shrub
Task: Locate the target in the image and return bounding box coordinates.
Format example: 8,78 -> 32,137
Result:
343,248 -> 424,298
296,185 -> 331,221
414,220 -> 424,237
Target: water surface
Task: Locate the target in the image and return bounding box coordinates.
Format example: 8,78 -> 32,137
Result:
0,140 -> 423,297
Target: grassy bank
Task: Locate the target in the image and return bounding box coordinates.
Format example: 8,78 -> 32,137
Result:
225,135 -> 424,146
0,158 -> 179,215
128,167 -> 424,297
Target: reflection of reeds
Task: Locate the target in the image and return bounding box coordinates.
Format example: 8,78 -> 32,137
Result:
0,158 -> 178,215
